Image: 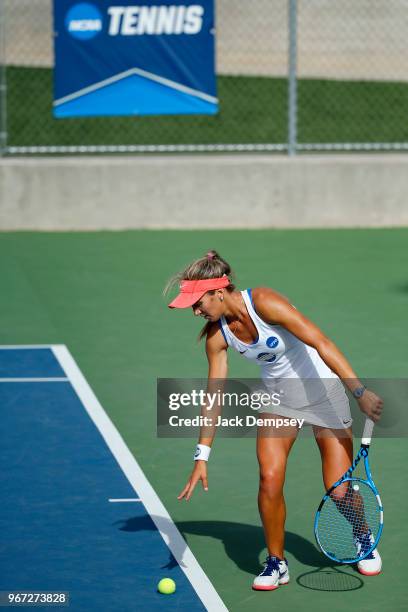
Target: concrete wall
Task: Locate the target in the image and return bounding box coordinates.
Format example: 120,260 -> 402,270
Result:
1,154 -> 408,230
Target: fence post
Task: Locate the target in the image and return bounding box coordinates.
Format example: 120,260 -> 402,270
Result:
288,0 -> 298,156
0,0 -> 7,156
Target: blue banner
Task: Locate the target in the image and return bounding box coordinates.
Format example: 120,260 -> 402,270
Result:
53,1 -> 217,117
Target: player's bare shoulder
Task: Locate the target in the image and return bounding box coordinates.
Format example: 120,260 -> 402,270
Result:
251,286 -> 291,307
251,287 -> 293,324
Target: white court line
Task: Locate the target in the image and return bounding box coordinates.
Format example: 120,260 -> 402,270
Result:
108,498 -> 142,503
0,378 -> 68,383
0,345 -> 58,349
51,344 -> 227,612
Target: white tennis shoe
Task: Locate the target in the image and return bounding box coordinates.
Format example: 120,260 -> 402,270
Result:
252,555 -> 290,590
355,530 -> 382,576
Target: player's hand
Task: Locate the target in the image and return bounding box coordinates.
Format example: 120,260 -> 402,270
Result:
357,389 -> 383,423
177,461 -> 208,501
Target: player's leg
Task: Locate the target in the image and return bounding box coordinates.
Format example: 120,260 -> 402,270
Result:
313,425 -> 353,492
313,426 -> 356,523
313,426 -> 382,575
257,423 -> 298,557
253,421 -> 298,590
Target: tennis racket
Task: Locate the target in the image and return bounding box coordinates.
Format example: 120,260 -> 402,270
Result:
314,418 -> 384,564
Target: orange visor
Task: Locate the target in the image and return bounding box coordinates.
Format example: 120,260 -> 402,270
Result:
168,276 -> 230,309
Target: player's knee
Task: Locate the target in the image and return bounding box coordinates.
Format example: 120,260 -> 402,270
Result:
330,490 -> 346,503
259,468 -> 285,497
330,485 -> 349,504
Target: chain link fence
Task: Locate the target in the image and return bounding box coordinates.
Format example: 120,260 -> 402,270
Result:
296,0 -> 408,151
1,0 -> 408,155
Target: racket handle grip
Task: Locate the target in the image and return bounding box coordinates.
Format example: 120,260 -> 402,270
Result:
362,418 -> 374,445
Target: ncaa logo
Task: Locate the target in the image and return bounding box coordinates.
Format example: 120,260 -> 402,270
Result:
65,3 -> 103,40
266,336 -> 279,349
257,352 -> 277,363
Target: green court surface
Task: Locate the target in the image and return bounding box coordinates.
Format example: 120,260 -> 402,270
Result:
1,229 -> 407,611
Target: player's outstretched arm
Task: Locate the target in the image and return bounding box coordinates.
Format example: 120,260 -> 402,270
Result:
177,324 -> 228,501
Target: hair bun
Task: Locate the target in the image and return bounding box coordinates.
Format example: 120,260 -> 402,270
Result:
206,250 -> 217,260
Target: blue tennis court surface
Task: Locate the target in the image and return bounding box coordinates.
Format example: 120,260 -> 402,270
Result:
0,346 -> 225,611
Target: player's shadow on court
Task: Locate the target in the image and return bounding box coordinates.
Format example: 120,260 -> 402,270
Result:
174,522 -> 340,574
114,515 -> 355,577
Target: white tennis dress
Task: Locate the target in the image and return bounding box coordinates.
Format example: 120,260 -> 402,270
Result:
218,289 -> 352,428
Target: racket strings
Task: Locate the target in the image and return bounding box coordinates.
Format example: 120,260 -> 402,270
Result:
317,480 -> 380,562
330,485 -> 368,538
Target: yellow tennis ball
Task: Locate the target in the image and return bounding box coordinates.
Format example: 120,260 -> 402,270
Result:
157,578 -> 176,594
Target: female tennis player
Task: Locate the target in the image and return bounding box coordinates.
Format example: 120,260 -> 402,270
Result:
166,251 -> 383,590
